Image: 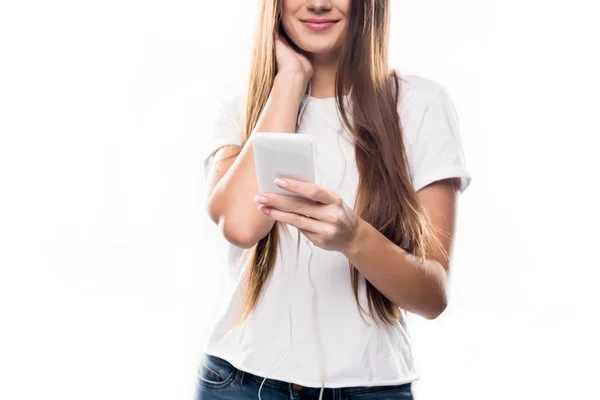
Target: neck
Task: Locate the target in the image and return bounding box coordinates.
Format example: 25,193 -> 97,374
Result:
306,51 -> 342,99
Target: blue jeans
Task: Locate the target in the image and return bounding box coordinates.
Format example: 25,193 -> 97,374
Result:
195,354 -> 414,400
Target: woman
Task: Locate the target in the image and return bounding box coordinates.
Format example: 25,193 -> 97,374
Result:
198,0 -> 472,399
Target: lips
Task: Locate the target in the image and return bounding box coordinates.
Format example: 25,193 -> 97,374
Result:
300,19 -> 339,31
301,19 -> 339,24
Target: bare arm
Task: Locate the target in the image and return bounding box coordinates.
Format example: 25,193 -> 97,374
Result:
343,179 -> 460,319
205,72 -> 308,248
249,176 -> 461,320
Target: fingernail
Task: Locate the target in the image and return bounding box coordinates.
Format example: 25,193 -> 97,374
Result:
253,195 -> 268,204
274,178 -> 287,187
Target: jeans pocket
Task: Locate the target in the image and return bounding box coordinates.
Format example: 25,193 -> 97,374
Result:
197,354 -> 237,389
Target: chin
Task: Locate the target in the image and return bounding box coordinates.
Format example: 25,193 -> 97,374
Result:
296,38 -> 341,56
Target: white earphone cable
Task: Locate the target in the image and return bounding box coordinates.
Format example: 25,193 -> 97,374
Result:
257,80 -> 312,400
256,81 -> 348,400
307,100 -> 348,400
257,228 -> 303,400
306,239 -> 325,400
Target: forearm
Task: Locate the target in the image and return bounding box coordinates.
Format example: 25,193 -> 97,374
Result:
209,73 -> 308,247
253,72 -> 307,133
342,219 -> 449,320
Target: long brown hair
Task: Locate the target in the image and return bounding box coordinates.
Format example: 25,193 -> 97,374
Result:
232,0 -> 445,326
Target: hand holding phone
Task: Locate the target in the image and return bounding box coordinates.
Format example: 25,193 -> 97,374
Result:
252,132 -> 316,199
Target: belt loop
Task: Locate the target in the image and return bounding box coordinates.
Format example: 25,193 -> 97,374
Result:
234,367 -> 245,386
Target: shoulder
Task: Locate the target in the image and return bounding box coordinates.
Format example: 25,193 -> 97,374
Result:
391,70 -> 456,146
214,94 -> 245,130
393,70 -> 450,112
216,94 -> 245,117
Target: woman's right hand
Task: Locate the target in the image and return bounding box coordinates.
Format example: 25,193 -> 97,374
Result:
275,34 -> 313,85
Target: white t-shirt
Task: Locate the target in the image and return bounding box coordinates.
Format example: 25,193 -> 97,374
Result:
201,72 -> 472,388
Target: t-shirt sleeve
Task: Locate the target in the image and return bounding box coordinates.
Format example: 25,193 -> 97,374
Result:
202,95 -> 244,180
410,86 -> 472,193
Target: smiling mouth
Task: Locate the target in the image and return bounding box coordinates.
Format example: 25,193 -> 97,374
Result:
300,19 -> 340,31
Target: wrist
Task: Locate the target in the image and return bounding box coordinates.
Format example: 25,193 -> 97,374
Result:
273,71 -> 309,102
342,217 -> 369,259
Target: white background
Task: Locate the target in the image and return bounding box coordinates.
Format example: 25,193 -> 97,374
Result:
1,1 -> 599,399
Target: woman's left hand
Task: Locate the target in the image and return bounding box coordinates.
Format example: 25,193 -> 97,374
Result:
253,178 -> 362,253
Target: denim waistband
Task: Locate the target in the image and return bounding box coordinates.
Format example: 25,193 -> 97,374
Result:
242,369 -> 304,392
204,354 -> 412,397
241,367 -> 412,396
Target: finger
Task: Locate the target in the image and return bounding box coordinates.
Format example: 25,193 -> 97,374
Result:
298,228 -> 319,246
261,206 -> 330,234
274,178 -> 336,205
257,193 -> 331,221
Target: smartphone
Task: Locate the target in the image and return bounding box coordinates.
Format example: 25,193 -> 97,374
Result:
252,132 -> 316,199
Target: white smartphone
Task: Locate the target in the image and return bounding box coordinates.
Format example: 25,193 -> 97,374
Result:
252,132 -> 317,199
